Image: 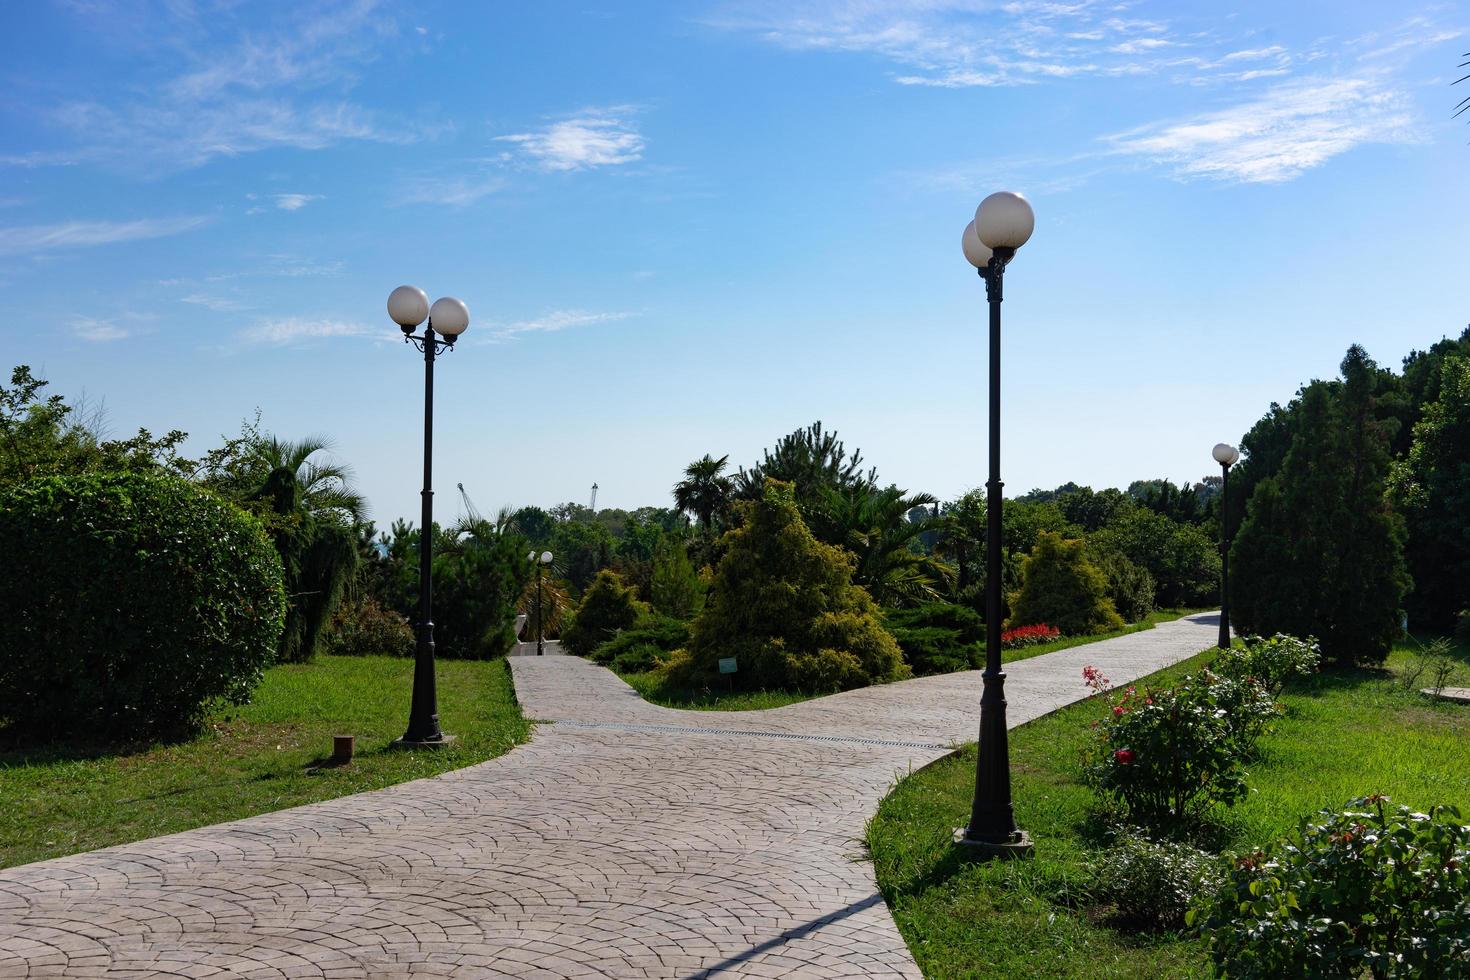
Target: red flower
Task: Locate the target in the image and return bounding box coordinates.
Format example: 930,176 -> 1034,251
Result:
1112,705 -> 1125,716
1114,749 -> 1135,764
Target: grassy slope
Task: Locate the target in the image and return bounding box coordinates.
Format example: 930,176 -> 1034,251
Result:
866,639 -> 1470,979
620,608 -> 1207,712
0,655 -> 529,869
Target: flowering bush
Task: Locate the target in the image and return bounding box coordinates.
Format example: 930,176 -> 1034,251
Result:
1081,666 -> 1278,826
1089,833 -> 1221,931
1212,633 -> 1321,698
1001,623 -> 1060,649
1191,796 -> 1470,979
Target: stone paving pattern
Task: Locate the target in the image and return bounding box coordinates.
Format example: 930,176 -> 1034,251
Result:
0,613 -> 1220,978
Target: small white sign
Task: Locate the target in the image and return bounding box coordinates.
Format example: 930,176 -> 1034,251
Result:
718,657 -> 738,675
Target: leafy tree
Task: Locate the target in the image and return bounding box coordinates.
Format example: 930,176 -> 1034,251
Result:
811,484 -> 947,606
735,421 -> 876,509
432,520 -> 534,658
1091,508 -> 1219,608
1054,485 -> 1134,532
563,570 -> 646,657
934,489 -> 986,597
1130,478 -> 1206,525
551,519 -> 616,594
510,505 -> 556,544
673,454 -> 734,533
666,480 -> 906,692
650,535 -> 705,619
1011,531 -> 1124,635
1389,354 -> 1470,630
1232,347 -> 1410,667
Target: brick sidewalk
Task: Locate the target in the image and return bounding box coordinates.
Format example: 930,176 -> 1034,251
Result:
0,614 -> 1219,978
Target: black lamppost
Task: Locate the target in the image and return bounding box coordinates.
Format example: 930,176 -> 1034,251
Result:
1212,442 -> 1240,649
956,192 -> 1036,858
527,550 -> 553,655
387,284 -> 470,748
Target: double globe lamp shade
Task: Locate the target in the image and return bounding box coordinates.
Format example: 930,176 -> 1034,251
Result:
1213,443 -> 1241,468
527,551 -> 553,565
962,191 -> 1036,269
387,285 -> 470,340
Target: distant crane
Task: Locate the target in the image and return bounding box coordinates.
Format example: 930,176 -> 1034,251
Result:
457,482 -> 483,524
589,482 -> 599,512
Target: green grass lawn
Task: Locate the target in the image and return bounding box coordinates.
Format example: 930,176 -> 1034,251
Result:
0,655 -> 529,870
866,637 -> 1470,979
618,608 -> 1209,712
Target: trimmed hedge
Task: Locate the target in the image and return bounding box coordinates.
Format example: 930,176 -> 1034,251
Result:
0,472 -> 286,741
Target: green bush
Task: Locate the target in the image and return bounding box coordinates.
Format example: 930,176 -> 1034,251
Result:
1090,547 -> 1156,623
563,570 -> 647,658
1012,532 -> 1124,636
612,642 -> 670,673
885,603 -> 983,675
1192,796 -> 1470,978
1081,667 -> 1278,827
1212,633 -> 1321,698
665,480 -> 906,693
324,596 -> 413,657
0,472 -> 286,741
650,536 -> 705,619
1089,834 -> 1220,931
589,614 -> 690,666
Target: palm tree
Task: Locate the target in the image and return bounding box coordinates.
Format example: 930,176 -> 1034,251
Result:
673,454 -> 734,533
256,435 -> 365,524
814,485 -> 949,606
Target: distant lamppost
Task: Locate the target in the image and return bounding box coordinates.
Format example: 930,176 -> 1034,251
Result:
957,192 -> 1036,858
527,550 -> 553,655
388,284 -> 470,747
1212,442 -> 1241,649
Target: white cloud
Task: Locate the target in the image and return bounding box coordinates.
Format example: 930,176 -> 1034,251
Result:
273,193 -> 321,211
1106,76 -> 1416,183
497,108 -> 645,171
395,174 -> 508,207
69,315 -> 130,342
489,309 -> 634,340
182,292 -> 251,312
239,317 -> 373,345
0,215 -> 208,255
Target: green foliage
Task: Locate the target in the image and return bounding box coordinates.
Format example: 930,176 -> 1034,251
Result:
1092,508 -> 1220,608
1390,354 -> 1470,631
551,519 -> 616,594
563,570 -> 647,658
673,453 -> 734,533
324,596 -> 414,657
1082,668 -> 1279,827
1088,546 -> 1156,622
1012,532 -> 1124,636
734,420 -> 876,510
1212,634 -> 1322,698
885,603 -> 985,675
811,484 -> 947,606
0,472 -> 285,741
589,614 -> 690,666
433,523 -> 534,659
1192,796 -> 1470,979
1089,834 -> 1221,931
1234,348 -> 1411,668
668,480 -> 907,692
650,536 -> 705,619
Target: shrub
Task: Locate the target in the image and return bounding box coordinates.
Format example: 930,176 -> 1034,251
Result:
0,472 -> 285,741
665,480 -> 906,692
1081,667 -> 1278,827
589,614 -> 690,667
885,603 -> 983,675
1001,623 -> 1060,649
1089,834 -> 1220,931
650,536 -> 705,619
324,596 -> 413,657
1089,547 -> 1156,623
1012,532 -> 1125,636
1212,633 -> 1321,698
1192,796 -> 1470,979
563,570 -> 647,658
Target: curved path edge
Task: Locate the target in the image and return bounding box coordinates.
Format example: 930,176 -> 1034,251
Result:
0,614 -> 1221,979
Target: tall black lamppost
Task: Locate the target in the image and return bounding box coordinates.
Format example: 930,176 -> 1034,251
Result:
387,284 -> 470,748
526,550 -> 553,655
1212,442 -> 1240,649
956,192 -> 1036,858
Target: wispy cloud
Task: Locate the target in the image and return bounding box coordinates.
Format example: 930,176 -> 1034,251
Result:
238,316 -> 373,346
21,0 -> 427,172
497,107 -> 645,171
1106,76 -> 1416,183
273,193 -> 321,211
69,315 -> 130,342
394,173 -> 509,207
182,292 -> 252,312
488,309 -> 634,341
0,215 -> 208,256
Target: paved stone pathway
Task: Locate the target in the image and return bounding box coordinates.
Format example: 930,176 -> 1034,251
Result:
0,614 -> 1220,978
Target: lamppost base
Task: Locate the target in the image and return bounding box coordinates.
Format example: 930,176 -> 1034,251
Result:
391,734 -> 458,750
953,826 -> 1034,859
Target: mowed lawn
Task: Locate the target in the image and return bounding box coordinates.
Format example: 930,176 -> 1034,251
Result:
620,608 -> 1208,711
0,655 -> 529,869
866,638 -> 1470,979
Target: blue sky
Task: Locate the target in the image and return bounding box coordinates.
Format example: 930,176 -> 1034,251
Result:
2,1 -> 1466,526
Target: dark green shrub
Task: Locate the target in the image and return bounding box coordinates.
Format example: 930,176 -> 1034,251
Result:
1089,834 -> 1220,931
885,603 -> 983,675
1192,796 -> 1470,978
650,536 -> 705,619
1212,633 -> 1321,698
611,642 -> 667,673
1090,548 -> 1156,623
665,480 -> 906,693
1012,532 -> 1124,636
563,570 -> 647,658
0,472 -> 285,741
324,596 -> 413,657
589,614 -> 690,666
